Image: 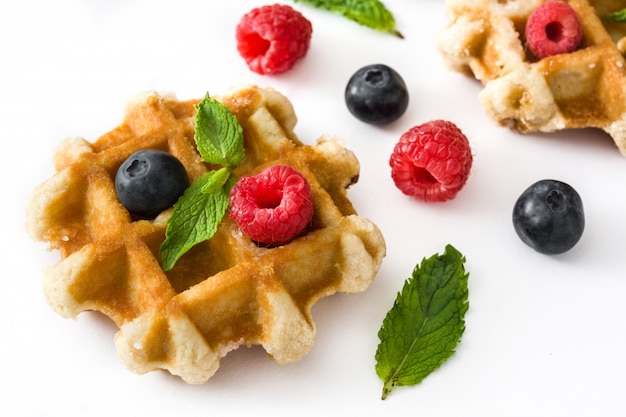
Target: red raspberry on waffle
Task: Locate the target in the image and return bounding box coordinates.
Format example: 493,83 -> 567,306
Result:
26,85 -> 385,383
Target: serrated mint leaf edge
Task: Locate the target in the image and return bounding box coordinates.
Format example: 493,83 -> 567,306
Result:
160,92 -> 245,271
201,166 -> 231,194
159,170 -> 234,271
375,244 -> 469,400
293,0 -> 402,37
194,93 -> 245,168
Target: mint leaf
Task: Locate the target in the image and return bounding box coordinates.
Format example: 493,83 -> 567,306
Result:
160,170 -> 236,271
159,93 -> 246,271
375,244 -> 469,400
200,166 -> 231,195
294,0 -> 402,38
604,8 -> 626,23
194,93 -> 244,168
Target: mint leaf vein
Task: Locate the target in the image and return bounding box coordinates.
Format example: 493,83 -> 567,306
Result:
375,244 -> 469,400
159,171 -> 235,271
194,93 -> 244,168
159,93 -> 244,271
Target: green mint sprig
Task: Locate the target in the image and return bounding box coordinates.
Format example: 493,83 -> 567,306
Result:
375,244 -> 469,400
159,93 -> 244,271
604,8 -> 626,23
293,0 -> 403,38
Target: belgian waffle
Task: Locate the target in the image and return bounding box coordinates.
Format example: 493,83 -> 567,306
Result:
26,85 -> 386,383
437,0 -> 626,155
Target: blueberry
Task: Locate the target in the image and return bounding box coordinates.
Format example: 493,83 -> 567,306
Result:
512,179 -> 584,255
345,64 -> 409,125
115,150 -> 189,218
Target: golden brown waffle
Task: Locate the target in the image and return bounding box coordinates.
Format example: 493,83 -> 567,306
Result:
437,0 -> 626,155
26,85 -> 386,383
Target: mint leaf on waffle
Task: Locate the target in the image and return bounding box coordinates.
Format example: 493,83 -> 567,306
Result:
160,94 -> 243,271
194,93 -> 244,168
603,8 -> 626,23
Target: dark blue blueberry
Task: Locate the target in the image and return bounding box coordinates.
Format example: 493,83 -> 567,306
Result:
115,149 -> 189,218
345,64 -> 409,125
512,179 -> 584,255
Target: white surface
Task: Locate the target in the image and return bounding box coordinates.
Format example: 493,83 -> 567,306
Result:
3,1 -> 626,416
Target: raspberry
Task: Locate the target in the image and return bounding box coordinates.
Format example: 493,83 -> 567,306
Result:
236,4 -> 313,75
229,165 -> 314,245
389,120 -> 473,202
525,1 -> 582,59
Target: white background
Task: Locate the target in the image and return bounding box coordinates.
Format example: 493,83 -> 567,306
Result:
2,1 -> 626,416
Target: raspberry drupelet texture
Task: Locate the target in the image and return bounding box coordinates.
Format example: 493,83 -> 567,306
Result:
229,165 -> 314,245
525,1 -> 582,59
389,120 -> 473,202
236,4 -> 313,75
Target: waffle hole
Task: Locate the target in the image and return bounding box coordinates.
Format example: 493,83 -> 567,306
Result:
598,8 -> 626,46
546,60 -> 607,120
143,223 -> 236,294
506,85 -> 526,110
165,239 -> 237,293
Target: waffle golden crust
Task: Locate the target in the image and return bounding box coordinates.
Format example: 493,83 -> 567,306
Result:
26,85 -> 386,383
437,0 -> 626,155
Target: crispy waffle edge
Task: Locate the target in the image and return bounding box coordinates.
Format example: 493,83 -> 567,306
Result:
25,84 -> 386,383
437,0 -> 626,155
